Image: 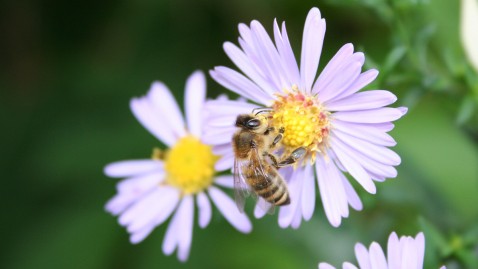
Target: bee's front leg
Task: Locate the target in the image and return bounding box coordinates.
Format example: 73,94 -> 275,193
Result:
269,127 -> 285,149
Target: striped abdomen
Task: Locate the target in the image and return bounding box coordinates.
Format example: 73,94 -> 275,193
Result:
243,164 -> 290,206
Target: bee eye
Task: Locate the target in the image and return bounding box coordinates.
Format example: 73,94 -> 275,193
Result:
246,119 -> 261,129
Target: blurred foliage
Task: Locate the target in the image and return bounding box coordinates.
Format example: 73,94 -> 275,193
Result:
1,0 -> 477,268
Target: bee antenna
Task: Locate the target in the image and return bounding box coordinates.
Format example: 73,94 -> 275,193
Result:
253,107 -> 273,116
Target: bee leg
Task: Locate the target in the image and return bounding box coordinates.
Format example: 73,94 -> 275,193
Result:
266,153 -> 281,169
263,127 -> 275,136
276,147 -> 306,167
270,127 -> 285,148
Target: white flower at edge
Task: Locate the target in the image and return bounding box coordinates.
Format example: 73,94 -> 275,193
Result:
104,71 -> 252,262
461,0 -> 478,73
318,232 -> 447,269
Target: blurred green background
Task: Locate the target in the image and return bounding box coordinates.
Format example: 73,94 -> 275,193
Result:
1,0 -> 477,268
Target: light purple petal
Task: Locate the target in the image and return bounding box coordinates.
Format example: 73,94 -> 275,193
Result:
238,24 -> 266,74
238,23 -> 255,50
316,56 -> 364,103
332,129 -> 401,166
214,175 -> 234,188
330,69 -> 379,101
212,143 -> 233,156
106,173 -> 163,215
250,20 -> 289,90
415,233 -> 425,268
355,243 -> 372,269
119,186 -> 178,227
341,173 -> 363,211
301,165 -> 315,221
204,98 -> 258,115
332,120 -> 397,147
202,127 -> 235,143
331,134 -> 397,180
130,96 -> 177,146
162,207 -> 181,256
369,242 -> 387,269
105,192 -> 136,216
290,203 -> 303,229
343,262 -> 359,269
208,186 -> 252,233
203,114 -> 235,129
325,90 -> 397,111
315,157 -> 347,227
387,232 -> 400,269
330,139 -> 376,194
278,170 -> 303,228
223,42 -> 276,96
116,172 -> 163,194
185,70 -> 206,137
215,153 -> 235,171
147,82 -> 187,139
300,7 -> 326,92
273,20 -> 300,87
177,195 -> 194,262
130,224 -> 156,244
104,160 -> 163,178
210,67 -> 272,105
398,106 -> 408,116
312,43 -> 354,95
333,107 -> 405,124
253,200 -> 271,219
403,236 -> 419,269
197,192 -> 212,228
318,263 -> 336,269
127,186 -> 180,233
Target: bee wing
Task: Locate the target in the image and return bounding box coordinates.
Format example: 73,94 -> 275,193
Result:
255,197 -> 275,217
233,157 -> 252,213
250,147 -> 276,215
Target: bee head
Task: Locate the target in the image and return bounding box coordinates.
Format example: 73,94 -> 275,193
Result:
235,114 -> 267,133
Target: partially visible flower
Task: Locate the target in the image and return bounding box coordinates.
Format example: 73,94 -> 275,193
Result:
318,232 -> 446,269
104,71 -> 251,262
461,0 -> 478,73
204,7 -> 406,228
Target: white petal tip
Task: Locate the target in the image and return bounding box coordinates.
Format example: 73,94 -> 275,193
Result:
330,218 -> 342,228
309,7 -> 322,17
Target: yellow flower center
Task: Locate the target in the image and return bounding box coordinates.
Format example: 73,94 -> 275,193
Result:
270,85 -> 330,164
160,136 -> 218,195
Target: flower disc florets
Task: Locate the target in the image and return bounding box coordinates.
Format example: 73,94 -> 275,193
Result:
270,85 -> 330,164
161,136 -> 218,194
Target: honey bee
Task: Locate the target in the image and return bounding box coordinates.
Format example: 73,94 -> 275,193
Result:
232,111 -> 306,214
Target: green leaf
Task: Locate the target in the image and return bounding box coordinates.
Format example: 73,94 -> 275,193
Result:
382,46 -> 407,75
456,96 -> 476,125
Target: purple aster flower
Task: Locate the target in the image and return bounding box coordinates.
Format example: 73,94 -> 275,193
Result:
203,7 -> 407,228
318,232 -> 446,269
104,71 -> 252,262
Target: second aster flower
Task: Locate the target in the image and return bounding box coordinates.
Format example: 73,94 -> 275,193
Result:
104,71 -> 252,262
204,7 -> 407,228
